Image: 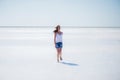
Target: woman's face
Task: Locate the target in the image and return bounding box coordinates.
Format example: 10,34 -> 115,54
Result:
58,27 -> 60,30
58,26 -> 60,31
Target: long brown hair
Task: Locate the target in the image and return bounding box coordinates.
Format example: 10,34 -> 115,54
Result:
53,25 -> 60,33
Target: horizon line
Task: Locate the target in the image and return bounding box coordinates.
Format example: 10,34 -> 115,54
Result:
0,26 -> 120,28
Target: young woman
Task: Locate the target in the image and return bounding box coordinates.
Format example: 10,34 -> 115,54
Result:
53,25 -> 63,62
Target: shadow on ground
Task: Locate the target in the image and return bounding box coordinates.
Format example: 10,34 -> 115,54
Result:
60,61 -> 79,66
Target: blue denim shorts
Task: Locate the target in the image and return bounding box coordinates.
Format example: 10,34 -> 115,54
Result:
55,42 -> 63,48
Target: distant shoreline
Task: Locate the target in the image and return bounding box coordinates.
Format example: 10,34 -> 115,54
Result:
0,26 -> 120,28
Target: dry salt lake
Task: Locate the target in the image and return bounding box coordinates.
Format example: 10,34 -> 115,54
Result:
0,27 -> 120,80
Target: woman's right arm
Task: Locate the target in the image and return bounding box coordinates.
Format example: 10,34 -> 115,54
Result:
54,32 -> 56,45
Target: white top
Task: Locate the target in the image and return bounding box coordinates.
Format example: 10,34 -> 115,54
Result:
55,32 -> 63,43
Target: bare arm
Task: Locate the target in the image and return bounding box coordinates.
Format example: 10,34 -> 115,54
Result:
54,32 -> 56,45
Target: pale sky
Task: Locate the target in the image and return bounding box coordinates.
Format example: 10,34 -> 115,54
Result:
0,0 -> 120,27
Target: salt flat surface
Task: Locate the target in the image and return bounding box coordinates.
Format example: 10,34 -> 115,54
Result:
0,28 -> 120,80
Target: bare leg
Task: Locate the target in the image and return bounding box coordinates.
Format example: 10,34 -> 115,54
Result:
56,48 -> 60,62
60,48 -> 63,60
